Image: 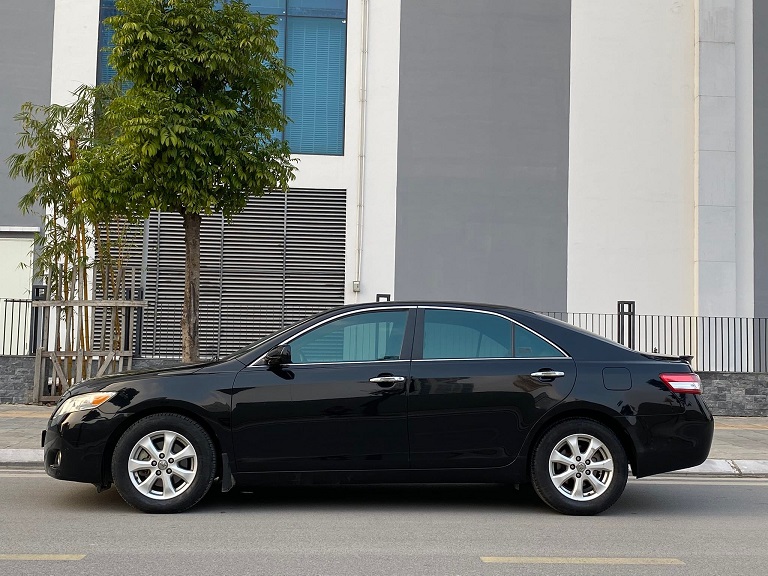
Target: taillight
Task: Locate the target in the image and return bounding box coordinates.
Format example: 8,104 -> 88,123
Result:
659,372 -> 702,394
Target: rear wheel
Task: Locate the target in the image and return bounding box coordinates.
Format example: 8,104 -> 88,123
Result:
530,418 -> 628,515
112,413 -> 216,513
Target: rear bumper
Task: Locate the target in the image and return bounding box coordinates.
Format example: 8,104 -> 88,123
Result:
631,395 -> 714,478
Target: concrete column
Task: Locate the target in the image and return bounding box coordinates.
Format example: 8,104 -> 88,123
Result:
694,0 -> 739,317
50,0 -> 100,105
734,1 -> 754,318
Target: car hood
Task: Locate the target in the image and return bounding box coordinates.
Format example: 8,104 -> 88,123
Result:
60,361 -> 219,399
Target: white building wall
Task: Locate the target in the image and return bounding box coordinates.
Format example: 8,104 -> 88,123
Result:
292,0 -> 401,305
567,0 -> 696,315
695,0 -> 739,317
690,0 -> 753,318
48,0 -> 402,306
49,0 -> 101,296
734,0 -> 754,318
0,233 -> 35,354
0,234 -> 35,299
50,0 -> 100,105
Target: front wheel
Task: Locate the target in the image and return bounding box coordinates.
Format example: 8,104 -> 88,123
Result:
530,418 -> 628,515
111,413 -> 216,513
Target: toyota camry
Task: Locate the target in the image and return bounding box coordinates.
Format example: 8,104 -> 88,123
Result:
43,302 -> 714,515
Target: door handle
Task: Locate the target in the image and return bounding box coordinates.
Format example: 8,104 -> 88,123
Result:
530,370 -> 565,379
369,376 -> 406,387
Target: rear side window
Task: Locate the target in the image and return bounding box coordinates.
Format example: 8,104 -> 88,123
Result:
423,310 -> 512,359
514,325 -> 564,358
421,309 -> 565,360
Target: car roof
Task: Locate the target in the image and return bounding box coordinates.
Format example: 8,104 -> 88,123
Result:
324,300 -> 531,314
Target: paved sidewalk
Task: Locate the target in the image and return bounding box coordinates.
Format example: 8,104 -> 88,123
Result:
0,404 -> 50,467
1,404 -> 768,475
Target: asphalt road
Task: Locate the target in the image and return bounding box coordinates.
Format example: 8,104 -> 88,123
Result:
1,472 -> 767,576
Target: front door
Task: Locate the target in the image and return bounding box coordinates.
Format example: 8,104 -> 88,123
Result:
231,308 -> 415,472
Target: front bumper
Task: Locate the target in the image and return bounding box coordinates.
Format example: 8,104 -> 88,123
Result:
43,409 -> 122,485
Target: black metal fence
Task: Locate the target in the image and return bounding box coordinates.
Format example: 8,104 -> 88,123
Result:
0,297 -> 330,360
1,299 -> 33,355
540,312 -> 768,372
5,295 -> 768,372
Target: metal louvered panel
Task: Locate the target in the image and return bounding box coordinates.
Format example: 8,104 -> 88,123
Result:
198,214 -> 224,358
142,212 -> 225,358
136,189 -> 346,358
142,212 -> 184,357
92,220 -> 146,351
218,191 -> 287,353
93,220 -> 146,298
284,189 -> 345,316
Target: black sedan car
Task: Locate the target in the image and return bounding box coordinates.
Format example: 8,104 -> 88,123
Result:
43,302 -> 713,515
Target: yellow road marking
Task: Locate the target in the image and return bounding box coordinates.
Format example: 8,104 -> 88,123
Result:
0,554 -> 85,561
480,556 -> 684,565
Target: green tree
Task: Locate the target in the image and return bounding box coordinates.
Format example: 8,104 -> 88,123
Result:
8,86 -> 96,303
73,0 -> 296,362
7,83 -> 135,383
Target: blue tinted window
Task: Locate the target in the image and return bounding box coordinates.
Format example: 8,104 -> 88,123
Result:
244,0 -> 346,17
243,0 -> 285,15
513,325 -> 564,358
97,0 -> 118,85
290,311 -> 408,363
96,0 -> 346,155
285,17 -> 346,154
287,0 -> 346,18
272,16 -> 287,140
423,310 -> 512,360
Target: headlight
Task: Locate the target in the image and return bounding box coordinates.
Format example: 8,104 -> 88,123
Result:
54,392 -> 117,418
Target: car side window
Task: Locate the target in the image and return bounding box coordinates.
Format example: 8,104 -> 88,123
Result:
513,324 -> 564,358
423,309 -> 512,359
289,310 -> 409,364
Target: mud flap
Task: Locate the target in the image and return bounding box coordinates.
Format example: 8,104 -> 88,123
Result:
221,452 -> 235,493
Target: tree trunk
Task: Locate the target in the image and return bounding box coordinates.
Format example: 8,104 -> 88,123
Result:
181,211 -> 201,363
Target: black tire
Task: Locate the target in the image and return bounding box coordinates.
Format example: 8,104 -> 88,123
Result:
530,418 -> 628,515
111,413 -> 216,513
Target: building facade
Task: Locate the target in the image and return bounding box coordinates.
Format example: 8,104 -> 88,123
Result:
0,0 -> 763,357
0,1 -> 54,300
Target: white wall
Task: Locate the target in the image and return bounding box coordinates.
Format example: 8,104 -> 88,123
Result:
291,0 -> 401,305
0,235 -> 35,354
568,0 -> 696,315
734,0 -> 754,318
50,0 -> 100,105
49,0 -> 403,306
0,236 -> 35,299
694,0 -> 742,318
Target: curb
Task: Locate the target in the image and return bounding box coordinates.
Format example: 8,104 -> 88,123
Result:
662,458 -> 768,477
1,450 -> 767,477
0,449 -> 43,469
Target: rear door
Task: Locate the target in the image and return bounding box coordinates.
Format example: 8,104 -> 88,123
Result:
407,307 -> 576,469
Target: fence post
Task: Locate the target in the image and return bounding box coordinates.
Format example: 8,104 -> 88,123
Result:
28,285 -> 47,355
617,301 -> 636,349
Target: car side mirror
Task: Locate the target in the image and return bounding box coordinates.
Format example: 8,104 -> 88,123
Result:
264,345 -> 292,367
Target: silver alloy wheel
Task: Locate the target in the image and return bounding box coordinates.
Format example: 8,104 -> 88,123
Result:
548,433 -> 615,501
127,429 -> 198,500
